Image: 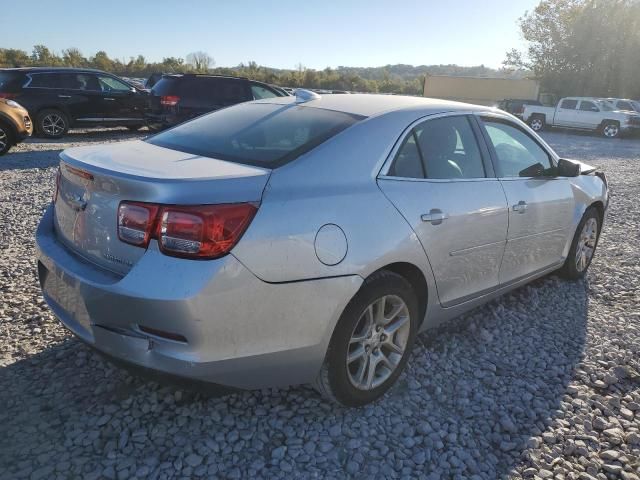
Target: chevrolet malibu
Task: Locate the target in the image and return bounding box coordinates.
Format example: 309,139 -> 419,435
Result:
36,92 -> 608,406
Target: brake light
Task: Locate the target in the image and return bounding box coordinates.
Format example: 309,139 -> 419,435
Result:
117,202 -> 257,259
0,93 -> 17,99
160,95 -> 180,106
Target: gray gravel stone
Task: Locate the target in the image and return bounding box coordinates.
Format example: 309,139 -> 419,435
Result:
1,129 -> 639,479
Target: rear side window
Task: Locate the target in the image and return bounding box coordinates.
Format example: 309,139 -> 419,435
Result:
390,116 -> 485,179
147,103 -> 363,167
560,99 -> 578,110
27,73 -> 61,88
0,72 -> 25,92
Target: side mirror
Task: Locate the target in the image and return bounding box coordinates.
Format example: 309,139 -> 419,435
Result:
557,158 -> 581,177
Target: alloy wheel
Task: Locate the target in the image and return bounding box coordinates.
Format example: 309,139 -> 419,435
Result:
42,114 -> 66,136
575,217 -> 598,272
603,124 -> 619,138
531,119 -> 543,131
0,127 -> 7,151
346,295 -> 411,390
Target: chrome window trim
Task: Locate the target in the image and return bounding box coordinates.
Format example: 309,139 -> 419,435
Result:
378,110 -> 494,181
23,72 -> 127,93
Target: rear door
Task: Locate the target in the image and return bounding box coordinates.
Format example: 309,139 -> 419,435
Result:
554,98 -> 579,127
57,73 -> 103,122
378,113 -> 508,307
477,115 -> 575,284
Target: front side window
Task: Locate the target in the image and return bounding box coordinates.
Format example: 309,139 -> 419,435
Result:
251,84 -> 280,100
482,119 -> 553,177
617,101 -> 633,111
560,99 -> 578,110
97,75 -> 132,92
147,103 -> 363,168
579,101 -> 599,112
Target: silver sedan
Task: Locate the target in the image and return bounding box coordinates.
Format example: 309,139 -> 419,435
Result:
36,91 -> 608,406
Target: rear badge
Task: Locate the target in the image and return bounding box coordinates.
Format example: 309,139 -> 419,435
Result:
103,253 -> 133,267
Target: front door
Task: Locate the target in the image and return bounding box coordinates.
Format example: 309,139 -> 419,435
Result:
554,98 -> 580,127
96,74 -> 144,122
478,116 -> 575,284
576,100 -> 603,129
378,114 -> 508,306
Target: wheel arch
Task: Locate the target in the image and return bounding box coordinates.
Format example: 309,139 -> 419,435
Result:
0,113 -> 17,138
370,262 -> 428,328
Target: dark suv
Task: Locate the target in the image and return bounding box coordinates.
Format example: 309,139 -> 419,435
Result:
145,74 -> 287,130
0,68 -> 148,138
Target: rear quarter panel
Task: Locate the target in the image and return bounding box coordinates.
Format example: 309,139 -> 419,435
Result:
231,110 -> 438,289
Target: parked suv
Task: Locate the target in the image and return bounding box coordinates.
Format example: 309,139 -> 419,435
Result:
0,97 -> 32,155
145,74 -> 287,130
0,68 -> 148,138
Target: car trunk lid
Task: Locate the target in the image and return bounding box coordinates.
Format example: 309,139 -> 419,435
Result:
54,140 -> 270,275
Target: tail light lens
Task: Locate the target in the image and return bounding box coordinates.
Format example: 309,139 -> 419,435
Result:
160,95 -> 180,106
117,202 -> 257,259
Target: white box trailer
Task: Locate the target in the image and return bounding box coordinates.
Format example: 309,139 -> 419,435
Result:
423,75 -> 541,106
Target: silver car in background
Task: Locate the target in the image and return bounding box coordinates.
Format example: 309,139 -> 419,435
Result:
36,92 -> 608,406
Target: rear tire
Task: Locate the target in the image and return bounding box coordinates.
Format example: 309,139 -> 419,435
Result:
558,207 -> 600,280
529,116 -> 545,132
314,270 -> 419,407
601,121 -> 620,138
0,122 -> 14,156
36,109 -> 69,139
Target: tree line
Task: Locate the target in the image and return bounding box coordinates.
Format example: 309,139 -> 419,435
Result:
504,0 -> 640,99
0,46 -> 514,95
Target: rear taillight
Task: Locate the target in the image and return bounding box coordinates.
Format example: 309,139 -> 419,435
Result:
160,95 -> 180,106
0,93 -> 17,99
118,202 -> 159,247
117,202 -> 257,259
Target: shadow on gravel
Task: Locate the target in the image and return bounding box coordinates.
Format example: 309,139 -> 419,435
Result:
0,276 -> 589,479
0,149 -> 62,171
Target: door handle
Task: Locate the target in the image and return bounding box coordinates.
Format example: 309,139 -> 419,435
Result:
421,209 -> 449,225
58,95 -> 71,99
104,98 -> 115,101
512,201 -> 528,213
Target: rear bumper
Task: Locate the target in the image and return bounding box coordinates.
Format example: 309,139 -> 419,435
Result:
36,204 -> 362,389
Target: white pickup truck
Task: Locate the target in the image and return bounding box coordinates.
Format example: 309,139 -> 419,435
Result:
523,97 -> 640,138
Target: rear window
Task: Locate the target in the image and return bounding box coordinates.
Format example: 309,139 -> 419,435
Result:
147,102 -> 363,167
0,71 -> 26,92
151,77 -> 180,96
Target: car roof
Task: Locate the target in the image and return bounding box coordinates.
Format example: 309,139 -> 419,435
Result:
256,93 -> 488,117
0,67 -> 110,73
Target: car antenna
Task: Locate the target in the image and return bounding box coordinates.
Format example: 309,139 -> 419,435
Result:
294,89 -> 321,104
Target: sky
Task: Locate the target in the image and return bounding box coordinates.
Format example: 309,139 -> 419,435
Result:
0,0 -> 540,70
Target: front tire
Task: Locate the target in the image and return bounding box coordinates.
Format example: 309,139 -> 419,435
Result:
36,109 -> 69,139
0,122 -> 14,156
558,207 -> 600,280
314,270 -> 419,406
601,121 -> 620,139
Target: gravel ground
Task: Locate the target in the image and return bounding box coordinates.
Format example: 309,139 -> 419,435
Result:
0,127 -> 638,480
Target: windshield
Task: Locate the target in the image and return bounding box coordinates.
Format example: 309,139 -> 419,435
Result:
147,103 -> 364,168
